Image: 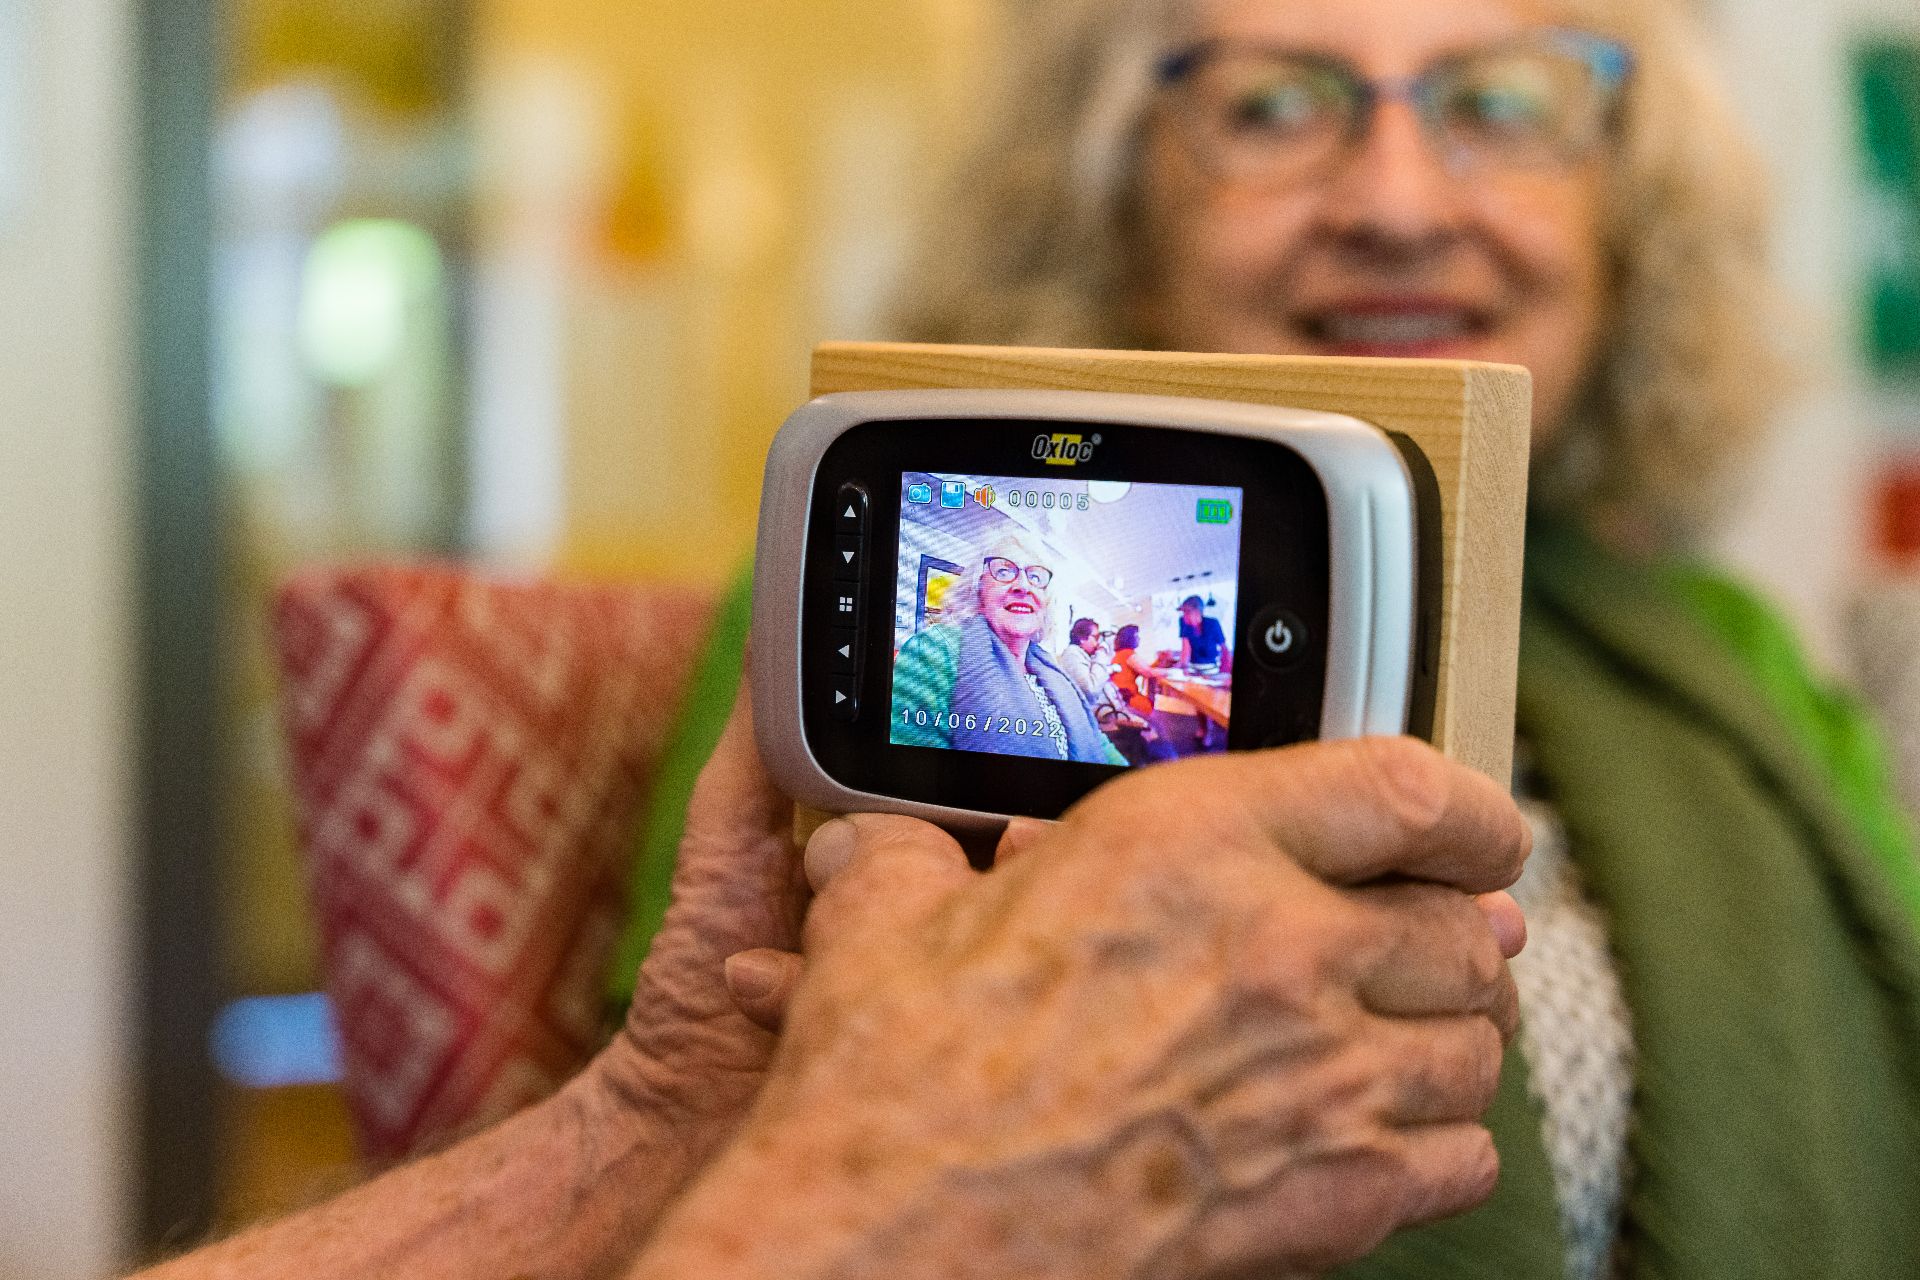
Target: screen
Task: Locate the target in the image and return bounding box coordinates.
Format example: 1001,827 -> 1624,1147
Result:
889,471 -> 1245,769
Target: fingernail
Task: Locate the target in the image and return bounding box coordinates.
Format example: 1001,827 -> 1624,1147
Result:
725,950 -> 785,1002
1476,892 -> 1527,958
804,818 -> 858,891
999,817 -> 1051,858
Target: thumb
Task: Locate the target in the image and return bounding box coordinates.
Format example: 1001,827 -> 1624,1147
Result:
681,674 -> 789,843
803,813 -> 975,956
658,672 -> 809,962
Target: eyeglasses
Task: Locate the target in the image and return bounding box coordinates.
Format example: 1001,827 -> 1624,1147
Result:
1155,29 -> 1633,190
984,557 -> 1054,590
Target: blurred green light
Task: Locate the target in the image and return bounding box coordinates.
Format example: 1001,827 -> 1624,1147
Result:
298,219 -> 442,388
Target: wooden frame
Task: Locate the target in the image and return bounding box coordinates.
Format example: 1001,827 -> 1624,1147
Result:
809,341 -> 1533,784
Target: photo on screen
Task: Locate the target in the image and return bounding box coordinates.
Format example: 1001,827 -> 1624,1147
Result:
889,471 -> 1244,769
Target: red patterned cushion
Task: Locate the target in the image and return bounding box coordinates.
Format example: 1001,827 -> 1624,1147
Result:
272,566 -> 712,1158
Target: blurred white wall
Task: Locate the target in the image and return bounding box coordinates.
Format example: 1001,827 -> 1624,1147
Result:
1709,0 -> 1920,667
0,0 -> 137,1272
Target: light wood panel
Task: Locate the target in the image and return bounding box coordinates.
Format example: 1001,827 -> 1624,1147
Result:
810,341 -> 1533,784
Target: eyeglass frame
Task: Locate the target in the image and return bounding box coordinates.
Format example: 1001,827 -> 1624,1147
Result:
983,556 -> 1055,590
1153,27 -> 1636,179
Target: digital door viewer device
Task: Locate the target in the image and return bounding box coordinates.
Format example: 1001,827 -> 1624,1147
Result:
751,388 -> 1440,832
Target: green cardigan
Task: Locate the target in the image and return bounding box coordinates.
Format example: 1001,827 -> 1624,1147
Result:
1339,523 -> 1920,1279
616,527 -> 1920,1278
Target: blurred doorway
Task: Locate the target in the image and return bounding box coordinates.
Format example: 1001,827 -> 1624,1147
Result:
144,0 -> 996,1253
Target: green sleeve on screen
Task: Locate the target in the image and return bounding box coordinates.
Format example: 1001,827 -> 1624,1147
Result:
889,626 -> 961,748
606,565 -> 754,1012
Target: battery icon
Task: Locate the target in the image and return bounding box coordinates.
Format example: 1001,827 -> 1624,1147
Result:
1196,498 -> 1234,525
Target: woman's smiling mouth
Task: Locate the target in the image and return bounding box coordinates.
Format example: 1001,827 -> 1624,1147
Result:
1295,300 -> 1498,358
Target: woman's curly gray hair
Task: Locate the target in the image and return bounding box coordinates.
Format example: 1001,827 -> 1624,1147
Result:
888,0 -> 1794,540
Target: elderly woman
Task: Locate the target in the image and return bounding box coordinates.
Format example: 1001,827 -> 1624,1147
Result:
143,1 -> 1920,1277
619,0 -> 1920,1275
891,533 -> 1127,764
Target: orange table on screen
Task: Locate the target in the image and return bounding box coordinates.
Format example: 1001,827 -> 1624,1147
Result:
1125,653 -> 1231,729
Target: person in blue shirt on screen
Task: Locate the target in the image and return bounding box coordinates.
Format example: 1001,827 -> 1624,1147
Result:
1178,595 -> 1230,672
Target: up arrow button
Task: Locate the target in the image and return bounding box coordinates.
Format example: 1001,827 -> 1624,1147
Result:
835,483 -> 869,533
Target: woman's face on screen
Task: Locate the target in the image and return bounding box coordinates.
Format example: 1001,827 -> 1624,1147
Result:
1129,0 -> 1611,441
979,548 -> 1052,647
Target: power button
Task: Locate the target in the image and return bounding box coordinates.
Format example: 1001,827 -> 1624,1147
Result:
1249,606 -> 1309,671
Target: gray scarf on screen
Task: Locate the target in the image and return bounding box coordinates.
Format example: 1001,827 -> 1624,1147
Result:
951,615 -> 1108,762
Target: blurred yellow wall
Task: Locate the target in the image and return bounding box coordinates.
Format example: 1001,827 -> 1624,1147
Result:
205,0 -> 1002,1223
474,0 -> 995,582
198,5 -> 1006,1228
214,0 -> 1001,996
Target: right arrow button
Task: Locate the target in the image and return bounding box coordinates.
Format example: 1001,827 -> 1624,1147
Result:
829,675 -> 861,722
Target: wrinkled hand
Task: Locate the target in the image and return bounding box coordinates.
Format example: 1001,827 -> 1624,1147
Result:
582,679 -> 807,1147
639,737 -> 1529,1280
